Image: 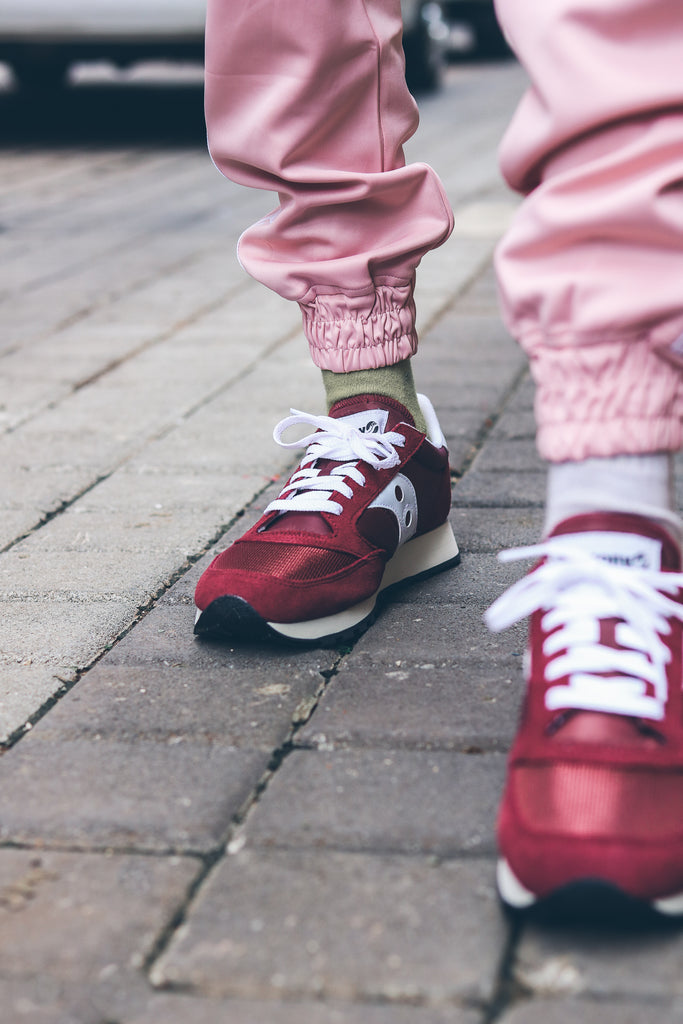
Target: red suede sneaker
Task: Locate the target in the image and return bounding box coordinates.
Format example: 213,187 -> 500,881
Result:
194,393 -> 459,645
486,512 -> 683,916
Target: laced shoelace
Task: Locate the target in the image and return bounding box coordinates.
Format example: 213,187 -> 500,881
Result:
263,409 -> 406,517
485,539 -> 683,721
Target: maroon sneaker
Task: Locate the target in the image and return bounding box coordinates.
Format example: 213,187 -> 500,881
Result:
194,393 -> 459,645
486,512 -> 683,916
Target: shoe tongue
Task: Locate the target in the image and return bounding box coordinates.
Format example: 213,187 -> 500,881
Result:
328,393 -> 414,434
549,511 -> 681,571
267,395 -> 412,539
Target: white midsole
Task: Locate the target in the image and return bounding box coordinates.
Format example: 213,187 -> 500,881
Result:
267,521 -> 459,641
498,856 -> 683,915
496,858 -> 537,909
652,892 -> 683,916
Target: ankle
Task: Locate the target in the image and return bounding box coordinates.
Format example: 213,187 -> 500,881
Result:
544,453 -> 681,544
321,359 -> 428,434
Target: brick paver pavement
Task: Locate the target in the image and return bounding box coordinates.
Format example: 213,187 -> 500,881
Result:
2,57 -> 683,1024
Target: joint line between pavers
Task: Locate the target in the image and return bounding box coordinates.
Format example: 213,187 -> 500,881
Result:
2,278 -> 250,439
141,654 -> 346,979
0,479 -> 281,754
0,318 -> 300,558
480,913 -> 524,1024
295,734 -> 510,755
451,364 -> 530,487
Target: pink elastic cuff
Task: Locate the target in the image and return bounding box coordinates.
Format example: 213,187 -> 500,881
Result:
300,282 -> 418,372
528,336 -> 683,462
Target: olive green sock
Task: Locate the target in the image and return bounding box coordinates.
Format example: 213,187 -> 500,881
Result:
321,360 -> 428,434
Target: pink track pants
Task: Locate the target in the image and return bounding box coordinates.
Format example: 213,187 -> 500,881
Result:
204,0 -> 683,462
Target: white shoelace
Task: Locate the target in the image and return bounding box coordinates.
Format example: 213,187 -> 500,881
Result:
485,539 -> 683,721
264,409 -> 406,517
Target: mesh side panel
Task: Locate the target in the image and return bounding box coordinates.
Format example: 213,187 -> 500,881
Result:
514,763 -> 683,840
215,541 -> 356,581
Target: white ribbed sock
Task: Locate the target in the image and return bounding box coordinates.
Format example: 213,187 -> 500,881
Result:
544,453 -> 681,541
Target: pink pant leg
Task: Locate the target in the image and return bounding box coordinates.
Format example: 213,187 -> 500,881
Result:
204,0 -> 454,372
494,0 -> 683,461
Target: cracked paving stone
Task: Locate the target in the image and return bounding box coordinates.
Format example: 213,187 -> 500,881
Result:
150,849 -> 507,1003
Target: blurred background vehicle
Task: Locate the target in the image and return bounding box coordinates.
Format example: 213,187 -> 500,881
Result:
441,0 -> 508,58
0,0 -> 206,92
0,0 -> 452,95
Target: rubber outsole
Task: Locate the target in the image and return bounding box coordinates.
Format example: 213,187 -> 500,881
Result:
194,521 -> 460,647
497,858 -> 683,925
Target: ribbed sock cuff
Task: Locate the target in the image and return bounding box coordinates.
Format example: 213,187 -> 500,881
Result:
545,453 -> 681,542
321,359 -> 428,434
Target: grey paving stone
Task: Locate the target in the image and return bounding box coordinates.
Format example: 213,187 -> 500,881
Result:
489,409 -> 537,441
427,381 -> 517,419
0,980 -> 83,1024
472,439 -> 543,474
346,595 -> 527,670
455,264 -> 504,317
0,848 -> 199,985
103,601 -> 338,675
154,490 -> 280,604
0,508 -> 44,551
0,545 -> 180,603
0,598 -> 137,669
244,748 -> 505,857
498,998 -> 683,1024
0,665 -> 77,744
390,551 -> 525,606
450,507 -> 544,553
453,469 -> 545,508
131,994 -> 479,1024
0,976 -> 155,1024
504,375 -> 535,412
420,315 -> 522,369
151,849 -> 506,1004
297,657 -> 522,751
437,408 -> 492,476
0,738 -> 268,852
34,662 -> 325,751
424,360 -> 521,395
515,922 -> 683,1000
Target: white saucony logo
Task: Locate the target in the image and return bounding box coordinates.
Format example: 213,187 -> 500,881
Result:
369,473 -> 418,547
598,552 -> 652,568
558,531 -> 663,572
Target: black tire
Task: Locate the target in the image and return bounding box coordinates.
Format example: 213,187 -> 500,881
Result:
12,54 -> 71,93
469,9 -> 510,58
403,16 -> 442,94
